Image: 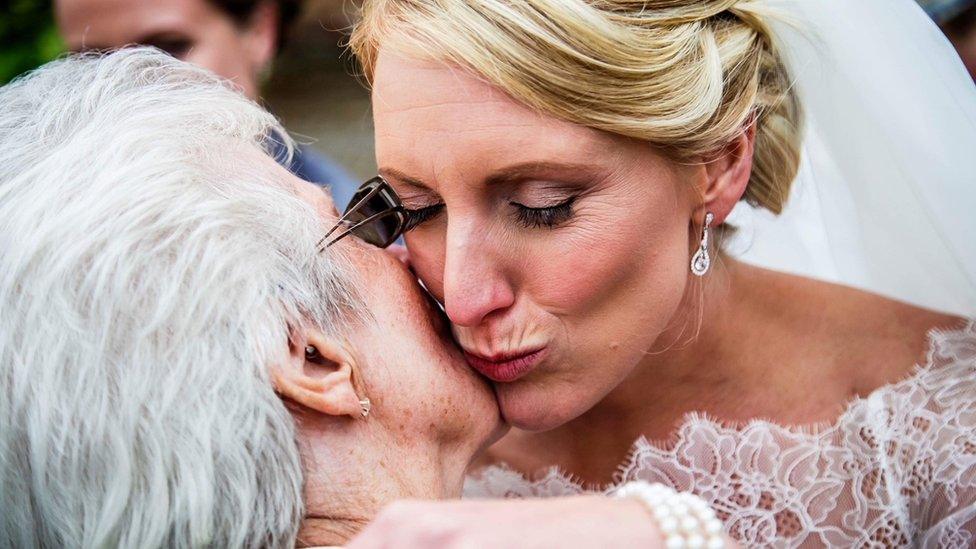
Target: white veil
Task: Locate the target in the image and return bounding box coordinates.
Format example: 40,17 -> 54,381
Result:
726,0 -> 976,316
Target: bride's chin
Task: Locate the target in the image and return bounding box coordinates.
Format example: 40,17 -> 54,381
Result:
493,380 -> 575,432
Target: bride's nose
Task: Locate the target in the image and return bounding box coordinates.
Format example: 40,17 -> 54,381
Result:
441,220 -> 516,328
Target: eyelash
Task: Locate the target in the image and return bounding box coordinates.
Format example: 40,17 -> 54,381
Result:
512,196 -> 577,229
404,204 -> 445,232
402,196 -> 578,231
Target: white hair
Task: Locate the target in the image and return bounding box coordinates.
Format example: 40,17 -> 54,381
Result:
0,49 -> 361,548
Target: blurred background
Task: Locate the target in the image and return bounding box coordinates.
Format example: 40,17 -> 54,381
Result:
260,2 -> 375,179
2,0 -> 375,179
2,0 -> 975,185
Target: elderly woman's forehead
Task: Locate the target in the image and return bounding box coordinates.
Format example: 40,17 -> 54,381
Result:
290,174 -> 340,219
239,145 -> 340,218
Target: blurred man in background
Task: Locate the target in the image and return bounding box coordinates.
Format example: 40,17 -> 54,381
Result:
56,0 -> 359,207
920,0 -> 976,80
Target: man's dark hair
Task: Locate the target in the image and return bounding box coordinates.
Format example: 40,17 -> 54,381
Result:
208,0 -> 301,51
944,3 -> 976,36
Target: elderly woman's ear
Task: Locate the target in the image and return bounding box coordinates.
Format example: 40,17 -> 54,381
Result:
272,330 -> 364,419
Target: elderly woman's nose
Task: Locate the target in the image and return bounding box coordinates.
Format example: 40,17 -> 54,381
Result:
441,227 -> 516,328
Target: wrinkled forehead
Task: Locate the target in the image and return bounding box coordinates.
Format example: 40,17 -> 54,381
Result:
231,146 -> 405,291
291,175 -> 341,223
230,144 -> 340,218
370,50 -> 617,186
372,51 -> 529,126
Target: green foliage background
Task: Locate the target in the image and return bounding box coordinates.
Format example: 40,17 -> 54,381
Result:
1,0 -> 65,85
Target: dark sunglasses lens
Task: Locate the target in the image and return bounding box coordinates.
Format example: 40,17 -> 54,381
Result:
337,179 -> 405,247
344,182 -> 384,216
350,210 -> 404,248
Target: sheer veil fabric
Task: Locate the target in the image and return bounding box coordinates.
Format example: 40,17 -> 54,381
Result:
727,0 -> 976,316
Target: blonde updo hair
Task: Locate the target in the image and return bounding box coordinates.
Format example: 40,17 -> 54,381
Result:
350,0 -> 802,214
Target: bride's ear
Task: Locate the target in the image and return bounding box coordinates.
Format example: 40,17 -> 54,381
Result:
698,120 -> 757,224
271,329 -> 364,419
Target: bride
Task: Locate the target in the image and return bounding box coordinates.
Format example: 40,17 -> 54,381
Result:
342,0 -> 976,546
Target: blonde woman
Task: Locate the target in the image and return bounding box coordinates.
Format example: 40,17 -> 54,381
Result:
342,0 -> 976,546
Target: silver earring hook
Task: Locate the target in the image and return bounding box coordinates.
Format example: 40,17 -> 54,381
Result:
690,212 -> 714,277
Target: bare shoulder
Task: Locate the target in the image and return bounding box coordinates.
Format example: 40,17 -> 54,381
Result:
740,263 -> 966,389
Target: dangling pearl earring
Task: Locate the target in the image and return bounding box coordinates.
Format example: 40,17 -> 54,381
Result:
691,212 -> 714,277
359,398 -> 372,419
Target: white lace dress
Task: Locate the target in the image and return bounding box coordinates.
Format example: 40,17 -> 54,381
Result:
465,321 -> 976,548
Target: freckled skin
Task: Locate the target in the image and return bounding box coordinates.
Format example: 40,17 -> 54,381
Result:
340,240 -> 499,447
282,152 -> 506,504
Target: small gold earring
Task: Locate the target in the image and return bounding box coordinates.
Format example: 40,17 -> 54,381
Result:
359,398 -> 371,419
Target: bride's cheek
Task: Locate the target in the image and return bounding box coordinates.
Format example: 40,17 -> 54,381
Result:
403,240 -> 447,300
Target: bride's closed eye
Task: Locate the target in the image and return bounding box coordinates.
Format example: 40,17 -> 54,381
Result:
511,195 -> 577,229
403,197 -> 579,231
404,196 -> 578,231
404,203 -> 445,231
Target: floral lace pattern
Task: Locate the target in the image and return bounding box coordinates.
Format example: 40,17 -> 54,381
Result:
465,321 -> 976,548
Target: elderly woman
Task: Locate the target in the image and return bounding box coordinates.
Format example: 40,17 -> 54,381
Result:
0,49 -> 507,547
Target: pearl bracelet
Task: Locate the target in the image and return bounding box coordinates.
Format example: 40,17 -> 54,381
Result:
614,480 -> 725,549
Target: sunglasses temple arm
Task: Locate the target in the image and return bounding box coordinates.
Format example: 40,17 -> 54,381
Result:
319,210 -> 397,250
314,183 -> 387,249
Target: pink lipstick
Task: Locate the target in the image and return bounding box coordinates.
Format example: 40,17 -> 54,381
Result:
464,347 -> 548,382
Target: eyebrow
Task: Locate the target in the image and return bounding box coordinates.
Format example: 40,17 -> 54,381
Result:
70,43 -> 112,54
378,167 -> 430,191
484,161 -> 607,187
379,161 -> 608,190
134,31 -> 191,48
71,32 -> 190,54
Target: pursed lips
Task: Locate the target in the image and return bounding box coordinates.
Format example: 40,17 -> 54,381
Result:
462,346 -> 549,383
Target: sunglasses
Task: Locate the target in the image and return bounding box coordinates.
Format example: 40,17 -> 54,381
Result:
317,176 -> 411,250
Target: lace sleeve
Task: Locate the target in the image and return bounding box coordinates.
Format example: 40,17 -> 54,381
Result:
920,499 -> 976,547
915,453 -> 976,547
907,324 -> 976,548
